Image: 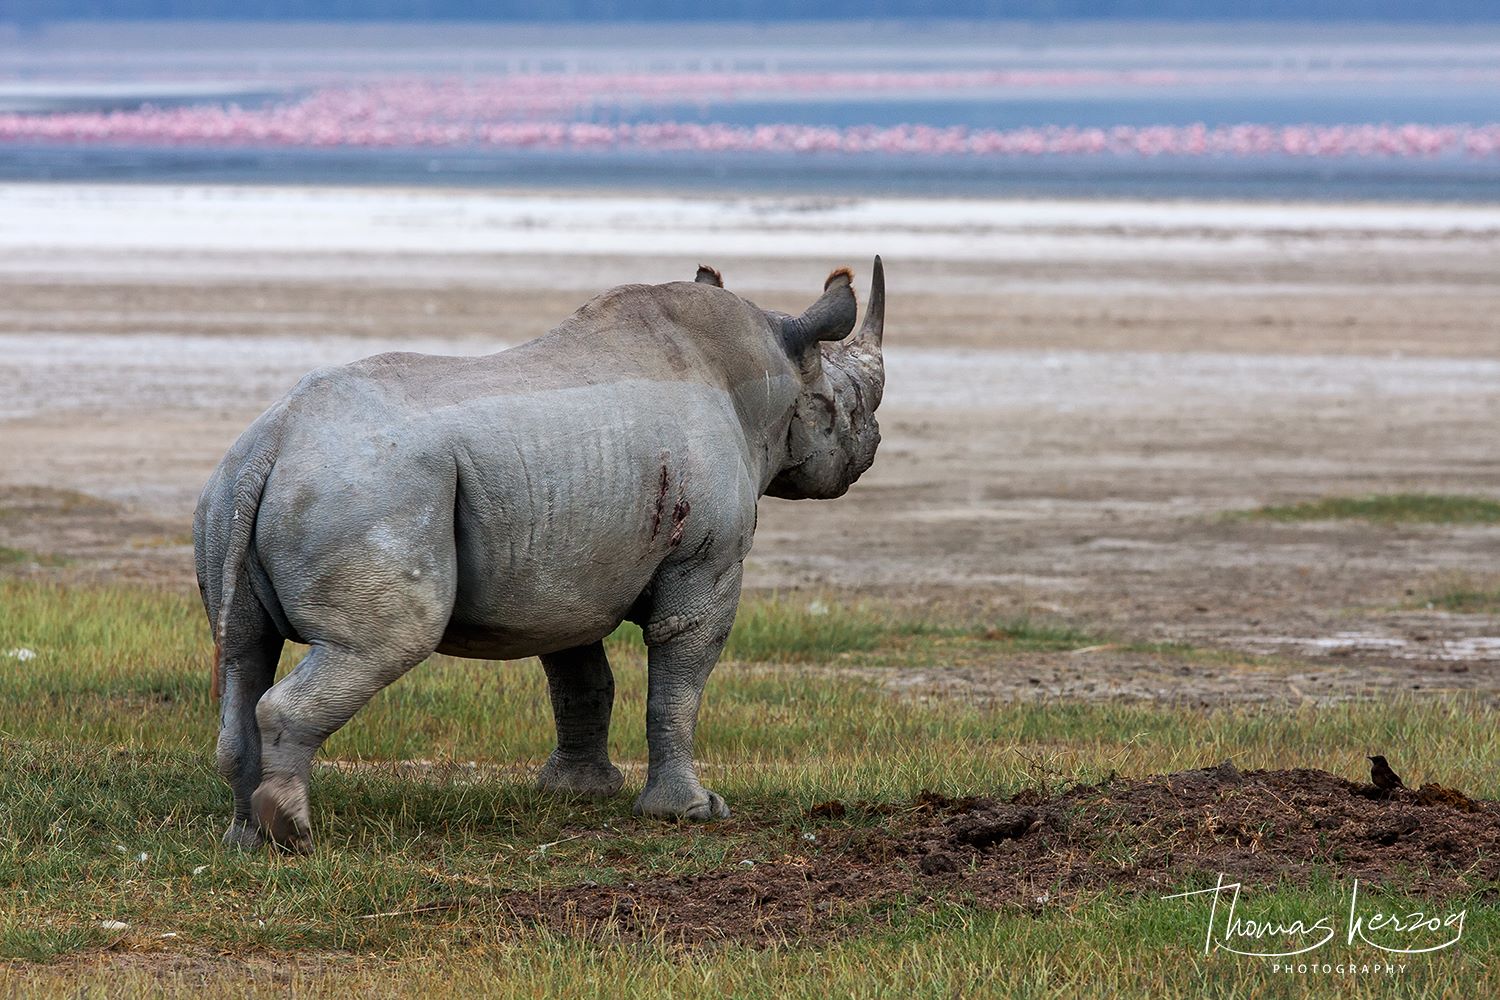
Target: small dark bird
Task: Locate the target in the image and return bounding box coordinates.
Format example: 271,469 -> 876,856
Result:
1368,755 -> 1405,791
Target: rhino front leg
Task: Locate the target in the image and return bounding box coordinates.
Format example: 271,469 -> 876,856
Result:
634,562 -> 741,822
537,641 -> 625,797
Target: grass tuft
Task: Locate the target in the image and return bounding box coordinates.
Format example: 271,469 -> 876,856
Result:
977,616 -> 1098,651
1245,493 -> 1500,524
1427,586 -> 1500,613
0,545 -> 67,567
1411,573 -> 1500,613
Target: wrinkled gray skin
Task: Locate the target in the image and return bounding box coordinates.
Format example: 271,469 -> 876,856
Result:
194,258 -> 886,851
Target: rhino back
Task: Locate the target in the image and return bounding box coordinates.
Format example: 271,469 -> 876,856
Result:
250,284 -> 777,658
345,281 -> 787,405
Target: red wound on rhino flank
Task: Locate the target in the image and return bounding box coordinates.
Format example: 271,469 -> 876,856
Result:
650,464 -> 669,540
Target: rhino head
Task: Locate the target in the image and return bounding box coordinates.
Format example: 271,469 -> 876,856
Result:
762,257 -> 885,500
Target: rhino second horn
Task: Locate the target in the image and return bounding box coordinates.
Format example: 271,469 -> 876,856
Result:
781,269 -> 858,355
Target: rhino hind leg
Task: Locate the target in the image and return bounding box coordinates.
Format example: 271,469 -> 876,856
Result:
244,496 -> 457,851
633,562 -> 742,822
250,636 -> 442,852
216,602 -> 284,851
537,641 -> 626,797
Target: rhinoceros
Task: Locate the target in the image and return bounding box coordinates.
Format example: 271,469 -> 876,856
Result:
194,258 -> 885,850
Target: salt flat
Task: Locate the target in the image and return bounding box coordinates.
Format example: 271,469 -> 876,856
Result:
5,184 -> 1500,268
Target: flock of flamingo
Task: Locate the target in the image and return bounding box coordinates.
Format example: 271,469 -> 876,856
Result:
2,71 -> 1497,160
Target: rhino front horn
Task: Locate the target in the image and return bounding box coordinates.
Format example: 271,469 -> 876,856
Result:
844,256 -> 885,408
854,256 -> 884,350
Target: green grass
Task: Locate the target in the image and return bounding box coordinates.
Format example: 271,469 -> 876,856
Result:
0,582 -> 1108,760
3,876 -> 1493,998
0,579 -> 1495,997
1246,494 -> 1500,525
1410,574 -> 1500,614
0,545 -> 66,568
1426,587 -> 1500,613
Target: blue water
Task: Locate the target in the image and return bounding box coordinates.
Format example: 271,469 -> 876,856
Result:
613,92 -> 1500,130
6,144 -> 1499,202
3,87 -> 1499,201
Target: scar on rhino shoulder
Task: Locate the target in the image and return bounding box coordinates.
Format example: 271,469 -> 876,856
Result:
687,531 -> 714,559
669,498 -> 691,547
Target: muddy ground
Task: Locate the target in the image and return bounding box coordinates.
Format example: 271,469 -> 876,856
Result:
2,190 -> 1499,705
500,763 -> 1497,946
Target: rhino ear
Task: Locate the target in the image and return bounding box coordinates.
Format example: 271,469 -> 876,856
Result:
695,264 -> 723,287
781,267 -> 857,356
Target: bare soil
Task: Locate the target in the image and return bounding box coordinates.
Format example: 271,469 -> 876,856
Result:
497,764 -> 1498,946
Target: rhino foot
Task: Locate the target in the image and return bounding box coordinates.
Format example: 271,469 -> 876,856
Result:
633,782 -> 731,822
221,820 -> 264,851
251,774 -> 314,853
537,755 -> 626,798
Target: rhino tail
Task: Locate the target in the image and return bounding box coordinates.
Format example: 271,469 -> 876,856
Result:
212,432 -> 280,700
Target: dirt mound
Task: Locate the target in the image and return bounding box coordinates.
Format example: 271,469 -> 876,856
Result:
498,764 -> 1498,947
904,764 -> 1497,903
